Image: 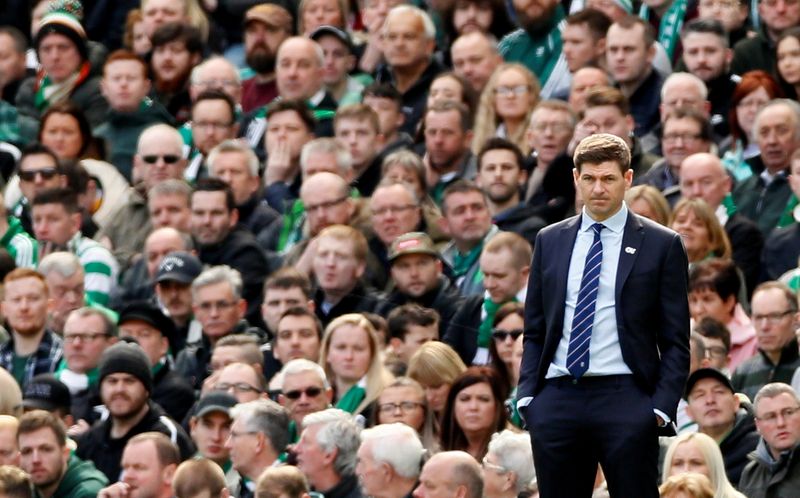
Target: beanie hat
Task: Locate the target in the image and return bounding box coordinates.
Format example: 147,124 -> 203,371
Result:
98,342 -> 153,393
35,7 -> 88,61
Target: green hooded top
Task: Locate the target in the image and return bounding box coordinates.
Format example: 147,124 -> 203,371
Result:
49,454 -> 109,498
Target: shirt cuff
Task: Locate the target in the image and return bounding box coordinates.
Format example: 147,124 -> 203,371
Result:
653,409 -> 670,426
516,396 -> 534,411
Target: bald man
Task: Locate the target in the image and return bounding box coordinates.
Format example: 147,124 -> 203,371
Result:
413,451 -> 483,498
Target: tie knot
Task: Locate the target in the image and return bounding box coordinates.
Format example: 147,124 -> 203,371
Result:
591,223 -> 605,235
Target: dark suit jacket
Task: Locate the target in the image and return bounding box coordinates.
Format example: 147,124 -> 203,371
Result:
517,211 -> 690,422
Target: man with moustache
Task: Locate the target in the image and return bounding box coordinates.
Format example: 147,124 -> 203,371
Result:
241,4 -> 293,112
149,22 -> 203,124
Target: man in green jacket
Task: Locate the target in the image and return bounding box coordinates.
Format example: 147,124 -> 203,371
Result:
17,410 -> 108,498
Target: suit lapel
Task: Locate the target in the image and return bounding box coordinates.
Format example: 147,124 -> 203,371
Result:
554,216 -> 582,327
615,212 -> 644,302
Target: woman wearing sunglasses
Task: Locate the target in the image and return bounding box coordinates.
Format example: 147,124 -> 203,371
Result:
489,302 -> 525,427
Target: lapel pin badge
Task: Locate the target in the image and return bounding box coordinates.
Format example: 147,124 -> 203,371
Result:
625,247 -> 636,254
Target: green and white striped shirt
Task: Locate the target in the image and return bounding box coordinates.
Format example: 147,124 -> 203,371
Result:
66,231 -> 119,306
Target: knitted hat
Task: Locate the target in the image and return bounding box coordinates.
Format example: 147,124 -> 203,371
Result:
98,342 -> 153,393
35,7 -> 88,61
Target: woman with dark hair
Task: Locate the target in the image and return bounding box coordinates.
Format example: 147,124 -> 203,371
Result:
776,27 -> 800,100
439,366 -> 508,459
38,101 -> 100,161
489,302 -> 525,427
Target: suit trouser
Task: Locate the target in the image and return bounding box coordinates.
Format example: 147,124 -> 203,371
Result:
524,375 -> 659,498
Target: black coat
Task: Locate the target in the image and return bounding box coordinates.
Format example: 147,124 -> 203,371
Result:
374,276 -> 463,337
442,294 -> 484,365
761,223 -> 800,282
720,406 -> 761,486
151,361 -> 196,423
725,213 -> 764,296
314,283 -> 380,328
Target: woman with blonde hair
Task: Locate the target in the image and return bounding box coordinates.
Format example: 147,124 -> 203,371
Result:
671,198 -> 732,264
406,341 -> 467,418
659,473 -> 715,498
662,433 -> 746,498
626,185 -> 672,226
472,64 -> 540,156
320,313 -> 393,419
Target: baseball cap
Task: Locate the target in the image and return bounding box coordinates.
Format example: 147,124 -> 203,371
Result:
245,3 -> 293,32
155,251 -> 203,285
309,25 -> 354,54
388,232 -> 439,262
195,391 -> 238,418
23,374 -> 71,412
683,368 -> 735,400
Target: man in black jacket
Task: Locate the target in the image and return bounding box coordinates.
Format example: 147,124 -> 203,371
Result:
75,342 -> 194,481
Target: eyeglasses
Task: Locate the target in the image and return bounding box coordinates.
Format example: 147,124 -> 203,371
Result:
141,154 -> 182,164
283,386 -> 324,400
662,133 -> 703,144
306,196 -> 348,214
705,346 -> 728,359
378,401 -> 424,414
494,85 -> 529,97
371,204 -> 417,217
752,310 -> 794,323
196,300 -> 238,313
63,332 -> 109,343
19,168 -> 59,182
481,457 -> 508,473
492,328 -> 523,341
216,382 -> 263,394
756,406 -> 800,424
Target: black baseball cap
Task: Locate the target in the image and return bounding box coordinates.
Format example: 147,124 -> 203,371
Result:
195,391 -> 237,418
118,300 -> 177,349
23,374 -> 71,412
309,25 -> 354,54
154,251 -> 203,285
684,368 -> 735,400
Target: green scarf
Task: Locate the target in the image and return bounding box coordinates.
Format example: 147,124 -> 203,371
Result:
277,199 -> 307,252
55,360 -> 99,386
477,297 -> 503,348
777,195 -> 799,229
452,243 -> 483,278
34,61 -> 91,111
639,0 -> 688,61
722,193 -> 737,217
335,381 -> 367,414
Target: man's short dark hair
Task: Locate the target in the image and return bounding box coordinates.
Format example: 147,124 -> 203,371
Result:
150,22 -> 203,54
681,18 -> 729,48
363,82 -> 403,107
30,187 -> 80,214
662,107 -> 714,143
266,100 -> 316,133
18,143 -> 60,173
753,281 -> 799,312
441,179 -> 487,215
613,15 -> 656,48
17,410 -> 67,447
694,316 -> 731,352
60,160 -> 89,196
573,134 -> 631,173
688,258 -> 741,302
192,178 -> 236,212
566,8 -> 612,41
387,304 -> 440,341
278,306 -> 324,340
264,267 -> 313,298
477,137 -> 524,173
425,100 -> 473,133
0,26 -> 27,54
585,87 -> 631,115
193,89 -> 236,122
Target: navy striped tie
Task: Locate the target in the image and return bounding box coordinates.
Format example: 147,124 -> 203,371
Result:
567,223 -> 604,378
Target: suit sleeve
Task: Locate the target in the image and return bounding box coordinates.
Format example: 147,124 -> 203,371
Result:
517,230 -> 547,402
651,233 -> 691,420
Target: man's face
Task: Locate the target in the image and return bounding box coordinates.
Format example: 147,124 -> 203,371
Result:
0,426 -> 19,466
527,108 -> 573,165
45,269 -> 84,335
481,248 -> 527,303
318,35 -> 354,87
450,34 -> 499,93
477,148 -> 526,205
190,190 -> 237,245
790,158 -> 800,199
18,427 -> 68,491
758,0 -> 800,35
312,236 -> 365,294
245,21 -> 288,75
134,133 -> 186,191
262,286 -> 311,333
573,160 -> 632,222
191,100 -> 237,156
413,456 -> 457,498
295,425 -> 331,480
190,59 -> 242,103
392,324 -> 438,363
582,105 -> 633,143
355,443 -> 387,497
142,0 -> 186,38
148,193 -> 191,231
151,41 -> 196,85
193,281 -> 245,340
335,118 -> 381,170
391,254 -> 442,298
144,232 -> 186,279
121,440 -> 173,498
301,181 -> 353,236
751,287 -> 798,354
2,276 -> 49,337
363,96 -> 404,139
63,312 -> 113,374
562,22 -> 604,72
38,33 -> 82,84
383,11 -> 434,70
425,110 -> 470,172
442,191 -> 492,245
606,24 -> 653,84
662,117 -> 710,169
274,314 -> 321,363
686,378 -> 740,435
679,155 -> 731,209
280,371 -> 331,426
698,0 -> 749,32
119,320 -> 168,367
18,153 -> 66,202
568,68 -> 609,114
512,0 -> 559,30
755,392 -> 800,456
266,110 -> 314,165
100,372 -> 149,419
688,288 -> 734,324
682,32 -> 730,82
32,203 -> 79,246
156,280 -> 193,324
0,32 -> 27,89
102,60 -> 151,113
216,363 -> 263,403
661,83 -> 709,122
370,185 -> 422,246
756,104 -> 800,173
210,151 -> 259,206
190,411 -> 231,464
276,38 -> 323,100
225,417 -> 262,476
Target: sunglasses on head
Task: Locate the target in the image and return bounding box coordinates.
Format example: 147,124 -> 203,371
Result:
283,386 -> 323,400
19,167 -> 59,182
141,154 -> 181,164
492,328 -> 523,341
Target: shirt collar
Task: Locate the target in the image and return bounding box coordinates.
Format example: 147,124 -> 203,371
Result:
580,202 -> 628,234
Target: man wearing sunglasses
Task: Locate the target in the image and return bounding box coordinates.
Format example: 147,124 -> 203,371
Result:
278,359 -> 333,442
12,143 -> 68,236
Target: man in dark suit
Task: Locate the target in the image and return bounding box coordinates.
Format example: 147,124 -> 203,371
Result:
517,133 -> 690,497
